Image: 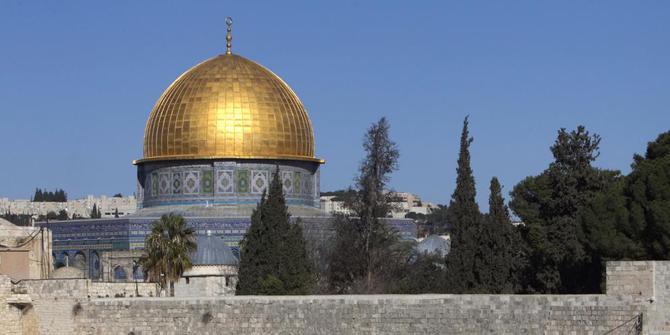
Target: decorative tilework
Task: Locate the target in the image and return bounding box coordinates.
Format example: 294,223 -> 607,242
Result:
281,171 -> 293,195
151,172 -> 158,196
172,172 -> 182,194
216,170 -> 234,194
141,161 -> 321,208
294,172 -> 302,195
236,170 -> 250,194
159,173 -> 171,195
201,170 -> 214,194
302,174 -> 312,195
183,171 -> 200,194
251,170 -> 269,194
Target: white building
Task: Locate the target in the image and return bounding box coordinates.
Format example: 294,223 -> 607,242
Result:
320,191 -> 437,218
0,195 -> 137,220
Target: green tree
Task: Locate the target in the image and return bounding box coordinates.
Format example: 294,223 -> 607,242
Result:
510,126 -> 617,293
405,253 -> 447,293
444,116 -> 482,293
236,168 -> 313,295
90,204 -> 101,219
56,209 -> 69,220
427,204 -> 449,234
474,177 -> 524,293
628,131 -> 670,258
139,213 -> 196,296
580,131 -> 670,266
327,117 -> 401,293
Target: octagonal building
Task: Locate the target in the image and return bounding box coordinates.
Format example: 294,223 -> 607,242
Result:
40,24 -> 416,283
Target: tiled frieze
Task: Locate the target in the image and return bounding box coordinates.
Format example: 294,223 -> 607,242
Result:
294,172 -> 302,195
216,170 -> 234,194
201,170 -> 214,194
235,169 -> 250,194
158,173 -> 171,195
282,170 -> 293,194
140,161 -> 320,208
172,172 -> 182,194
183,171 -> 200,194
251,170 -> 268,194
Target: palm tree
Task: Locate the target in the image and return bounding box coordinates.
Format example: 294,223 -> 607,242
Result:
139,213 -> 196,296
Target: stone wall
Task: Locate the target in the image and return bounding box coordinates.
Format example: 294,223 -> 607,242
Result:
175,276 -> 236,298
2,261 -> 669,334
72,294 -> 648,335
0,275 -> 23,335
4,278 -> 158,335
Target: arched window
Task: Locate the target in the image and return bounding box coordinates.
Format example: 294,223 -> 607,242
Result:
74,251 -> 87,270
132,265 -> 144,280
90,251 -> 101,280
113,265 -> 127,281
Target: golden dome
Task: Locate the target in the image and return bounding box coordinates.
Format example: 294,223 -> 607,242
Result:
136,53 -> 320,164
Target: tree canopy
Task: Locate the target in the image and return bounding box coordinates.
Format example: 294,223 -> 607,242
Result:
32,188 -> 67,202
327,117 -> 403,294
139,214 -> 196,296
236,168 -> 313,295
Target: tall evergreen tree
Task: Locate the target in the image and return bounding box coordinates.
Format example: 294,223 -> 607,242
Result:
237,168 -> 313,295
510,126 -> 618,293
90,204 -> 101,219
445,116 -> 482,293
474,177 -> 524,293
327,117 -> 401,293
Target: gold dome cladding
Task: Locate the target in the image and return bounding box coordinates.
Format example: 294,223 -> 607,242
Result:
138,53 -> 319,164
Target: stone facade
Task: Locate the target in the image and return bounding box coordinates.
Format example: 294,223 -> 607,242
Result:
0,220 -> 53,280
2,277 -> 158,335
41,217 -> 418,283
320,191 -> 438,219
175,275 -> 237,297
0,261 -> 668,334
0,195 -> 137,219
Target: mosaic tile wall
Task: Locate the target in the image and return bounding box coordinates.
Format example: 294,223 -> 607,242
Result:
40,217 -> 416,280
137,160 -> 320,209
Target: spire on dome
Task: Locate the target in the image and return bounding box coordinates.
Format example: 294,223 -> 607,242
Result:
226,17 -> 233,54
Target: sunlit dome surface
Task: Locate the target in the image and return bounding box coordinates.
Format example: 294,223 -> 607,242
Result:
138,53 -> 317,164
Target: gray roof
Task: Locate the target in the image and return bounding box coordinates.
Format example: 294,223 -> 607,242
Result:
191,233 -> 239,266
416,235 -> 450,257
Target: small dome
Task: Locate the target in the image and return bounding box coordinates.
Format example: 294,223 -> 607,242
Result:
138,53 -> 319,164
191,233 -> 239,266
416,235 -> 450,257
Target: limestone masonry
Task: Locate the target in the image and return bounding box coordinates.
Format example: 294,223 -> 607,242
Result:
1,261 -> 669,334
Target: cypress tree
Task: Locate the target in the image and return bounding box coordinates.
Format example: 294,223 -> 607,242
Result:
327,117 -> 401,293
91,204 -> 101,219
237,168 -> 313,295
445,116 -> 482,293
475,177 -> 524,293
488,178 -> 508,224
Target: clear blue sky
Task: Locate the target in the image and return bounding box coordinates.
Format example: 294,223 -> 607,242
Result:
1,1 -> 669,210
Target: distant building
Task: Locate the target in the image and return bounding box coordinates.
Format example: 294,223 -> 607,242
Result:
320,191 -> 437,219
0,195 -> 137,219
0,218 -> 53,280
